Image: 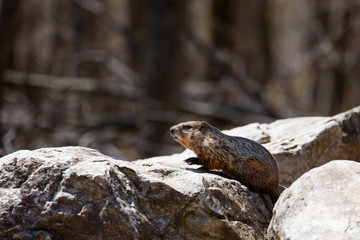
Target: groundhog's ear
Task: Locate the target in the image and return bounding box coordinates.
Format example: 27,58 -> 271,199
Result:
199,121 -> 209,131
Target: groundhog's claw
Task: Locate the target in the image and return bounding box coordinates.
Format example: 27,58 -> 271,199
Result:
184,157 -> 201,165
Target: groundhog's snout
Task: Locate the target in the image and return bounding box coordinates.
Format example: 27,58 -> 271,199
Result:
170,126 -> 176,136
170,125 -> 183,142
170,126 -> 179,139
170,127 -> 175,135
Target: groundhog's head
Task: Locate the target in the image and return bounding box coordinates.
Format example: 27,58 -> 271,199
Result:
170,121 -> 215,153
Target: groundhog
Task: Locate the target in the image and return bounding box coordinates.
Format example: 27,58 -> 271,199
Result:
170,121 -> 280,204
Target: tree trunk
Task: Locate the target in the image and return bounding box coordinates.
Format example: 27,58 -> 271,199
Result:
0,0 -> 22,154
141,0 -> 188,157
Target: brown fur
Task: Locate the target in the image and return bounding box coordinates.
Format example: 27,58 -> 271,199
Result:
170,121 -> 280,203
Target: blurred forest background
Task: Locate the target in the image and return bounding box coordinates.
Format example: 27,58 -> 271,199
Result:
0,0 -> 359,159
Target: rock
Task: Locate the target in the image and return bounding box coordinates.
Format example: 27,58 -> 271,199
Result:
0,147 -> 271,240
267,160 -> 360,240
224,106 -> 360,186
1,106 -> 359,239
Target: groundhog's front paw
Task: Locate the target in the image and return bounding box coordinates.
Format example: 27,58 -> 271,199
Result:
184,157 -> 201,165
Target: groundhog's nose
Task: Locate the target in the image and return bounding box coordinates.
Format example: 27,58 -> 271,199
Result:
170,127 -> 175,135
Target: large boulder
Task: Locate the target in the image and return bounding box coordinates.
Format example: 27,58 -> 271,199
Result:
268,160 -> 360,240
0,147 -> 271,240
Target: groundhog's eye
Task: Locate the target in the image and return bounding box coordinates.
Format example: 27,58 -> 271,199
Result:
182,125 -> 192,130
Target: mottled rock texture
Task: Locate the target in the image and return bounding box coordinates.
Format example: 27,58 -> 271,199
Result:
0,147 -> 270,240
268,160 -> 360,240
0,106 -> 359,239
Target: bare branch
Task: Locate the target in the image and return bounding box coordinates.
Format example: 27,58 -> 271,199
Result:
188,30 -> 280,119
4,71 -> 139,99
70,50 -> 139,84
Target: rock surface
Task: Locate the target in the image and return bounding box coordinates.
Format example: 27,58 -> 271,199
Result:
268,160 -> 360,240
0,147 -> 271,240
0,106 -> 359,239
